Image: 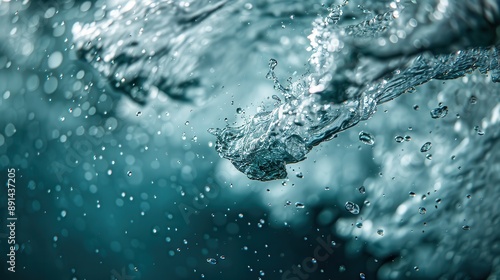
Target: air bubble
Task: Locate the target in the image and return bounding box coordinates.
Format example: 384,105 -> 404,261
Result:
359,131 -> 375,145
430,105 -> 448,119
345,201 -> 360,214
295,202 -> 305,208
420,142 -> 432,152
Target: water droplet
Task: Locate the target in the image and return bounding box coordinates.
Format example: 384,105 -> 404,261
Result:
360,273 -> 366,279
418,207 -> 426,214
359,131 -> 375,145
185,121 -> 190,126
236,107 -> 243,114
260,270 -> 265,276
296,172 -> 303,178
430,105 -> 448,119
356,222 -> 363,228
469,96 -> 477,104
409,192 -> 416,197
345,201 -> 360,214
420,142 -> 432,152
404,135 -> 412,142
466,194 -> 471,199
377,229 -> 384,236
136,111 -> 142,116
462,225 -> 470,230
268,58 -> 277,70
414,266 -> 419,271
339,265 -> 346,272
325,187 -> 330,191
68,108 -> 73,113
358,186 -> 366,194
474,126 -> 485,135
413,105 -> 419,110
207,258 -> 217,265
295,202 -> 305,208
394,135 -> 404,143
425,154 -> 432,160
127,171 -> 132,177
311,258 -> 317,264
220,255 -> 226,260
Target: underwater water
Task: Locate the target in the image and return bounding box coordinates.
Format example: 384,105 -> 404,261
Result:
0,0 -> 499,279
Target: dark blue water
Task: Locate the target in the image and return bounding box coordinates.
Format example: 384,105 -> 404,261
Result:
1,0 -> 499,279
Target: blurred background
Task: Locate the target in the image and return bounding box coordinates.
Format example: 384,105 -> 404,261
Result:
0,0 -> 499,279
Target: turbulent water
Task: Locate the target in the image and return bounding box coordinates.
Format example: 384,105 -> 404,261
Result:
73,0 -> 500,181
1,0 -> 499,279
209,0 -> 500,181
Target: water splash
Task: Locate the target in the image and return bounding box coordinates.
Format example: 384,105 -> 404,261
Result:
211,0 -> 500,181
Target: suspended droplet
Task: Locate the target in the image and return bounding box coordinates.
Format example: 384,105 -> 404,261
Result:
474,126 -> 485,135
462,225 -> 470,230
404,135 -> 412,142
268,58 -> 278,70
414,266 -> 419,271
356,222 -> 363,228
377,229 -> 384,236
358,186 -> 366,194
296,172 -> 303,178
360,273 -> 366,279
207,258 -> 217,265
430,105 -> 448,119
413,105 -> 419,110
127,171 -> 132,177
345,201 -> 360,214
359,131 -> 375,145
425,154 -> 432,160
136,111 -> 142,116
236,108 -> 243,114
394,135 -> 404,143
418,207 -> 426,214
409,192 -> 416,197
420,142 -> 432,152
295,202 -> 305,208
469,96 -> 477,104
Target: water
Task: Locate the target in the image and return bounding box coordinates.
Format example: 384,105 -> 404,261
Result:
209,1 -> 500,181
1,0 -> 499,279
